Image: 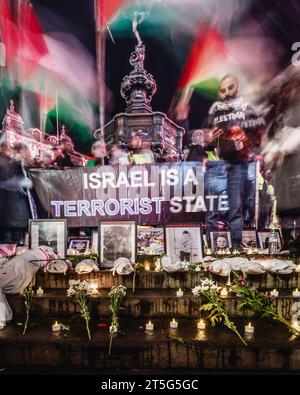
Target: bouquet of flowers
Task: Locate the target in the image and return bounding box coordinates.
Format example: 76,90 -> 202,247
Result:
231,274 -> 300,339
192,278 -> 247,346
67,279 -> 93,341
108,285 -> 127,355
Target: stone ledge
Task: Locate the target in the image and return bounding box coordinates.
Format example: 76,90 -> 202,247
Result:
6,290 -> 300,320
35,270 -> 300,290
1,319 -> 300,371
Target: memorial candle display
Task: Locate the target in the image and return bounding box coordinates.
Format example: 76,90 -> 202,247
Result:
245,322 -> 254,335
220,287 -> 228,297
36,286 -> 44,295
293,288 -> 300,298
170,318 -> 178,329
146,320 -> 154,331
52,321 -> 61,332
197,319 -> 206,330
270,289 -> 279,298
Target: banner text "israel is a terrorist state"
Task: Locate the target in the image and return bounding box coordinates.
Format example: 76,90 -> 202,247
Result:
30,162 -> 229,227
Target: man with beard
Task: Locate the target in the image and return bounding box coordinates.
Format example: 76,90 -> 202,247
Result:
206,74 -> 264,249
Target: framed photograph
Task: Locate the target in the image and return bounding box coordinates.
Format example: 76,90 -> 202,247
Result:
210,231 -> 232,251
68,237 -> 90,254
91,230 -> 99,254
258,230 -> 282,250
137,226 -> 164,255
99,220 -> 136,269
165,224 -> 203,263
29,219 -> 67,258
241,230 -> 258,249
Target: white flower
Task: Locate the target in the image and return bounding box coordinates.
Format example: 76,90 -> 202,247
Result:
192,278 -> 220,295
108,284 -> 127,297
67,279 -> 93,297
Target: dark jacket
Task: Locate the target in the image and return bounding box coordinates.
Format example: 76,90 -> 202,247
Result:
0,155 -> 31,229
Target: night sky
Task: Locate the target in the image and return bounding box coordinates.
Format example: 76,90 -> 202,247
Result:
9,1 -> 300,152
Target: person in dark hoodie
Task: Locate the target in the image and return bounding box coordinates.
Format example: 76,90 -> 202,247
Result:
0,143 -> 32,245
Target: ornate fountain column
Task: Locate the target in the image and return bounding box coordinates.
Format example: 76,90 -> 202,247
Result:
101,13 -> 184,162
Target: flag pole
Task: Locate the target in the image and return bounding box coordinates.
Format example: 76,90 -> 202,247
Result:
94,0 -> 106,141
55,90 -> 59,142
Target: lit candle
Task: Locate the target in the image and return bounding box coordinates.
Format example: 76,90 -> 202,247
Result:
247,248 -> 253,255
36,286 -> 44,295
226,249 -> 231,255
170,318 -> 178,329
195,266 -> 201,272
145,263 -> 150,271
176,288 -> 183,297
206,248 -> 212,256
293,288 -> 300,298
233,249 -> 239,255
146,320 -> 154,331
245,322 -> 254,335
52,321 -> 60,332
90,282 -> 98,295
270,289 -> 279,298
197,319 -> 206,330
220,287 -> 228,297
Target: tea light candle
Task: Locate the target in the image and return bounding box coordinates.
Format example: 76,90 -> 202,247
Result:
197,319 -> 206,330
36,286 -> 44,295
233,249 -> 239,255
220,287 -> 228,297
226,249 -> 231,255
52,321 -> 60,332
90,282 -> 98,295
146,320 -> 154,331
293,288 -> 300,298
270,289 -> 279,298
176,288 -> 183,297
170,318 -> 178,329
245,322 -> 254,335
206,248 -> 212,256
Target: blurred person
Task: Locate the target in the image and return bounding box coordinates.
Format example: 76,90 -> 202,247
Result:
86,140 -> 109,166
261,67 -> 300,249
41,152 -> 53,168
185,129 -> 206,162
129,132 -> 155,164
0,143 -> 33,245
51,145 -> 74,169
110,144 -> 130,165
206,74 -> 265,248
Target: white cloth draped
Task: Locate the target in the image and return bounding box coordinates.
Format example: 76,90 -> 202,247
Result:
0,247 -> 57,326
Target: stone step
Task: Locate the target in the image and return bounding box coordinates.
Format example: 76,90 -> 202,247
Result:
7,289 -> 300,320
35,270 -> 300,291
1,318 -> 300,371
